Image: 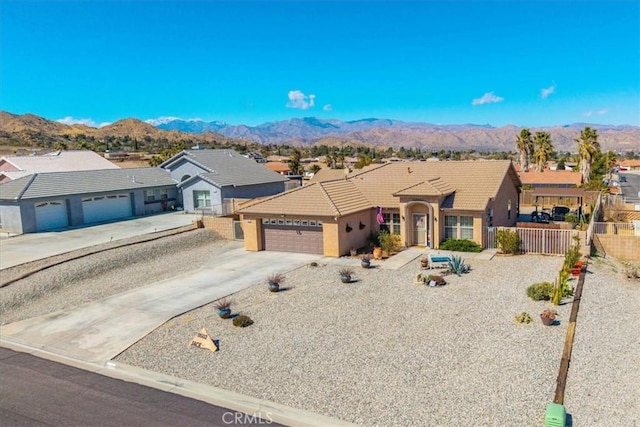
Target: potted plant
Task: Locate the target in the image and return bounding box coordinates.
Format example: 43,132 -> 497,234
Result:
373,246 -> 383,260
214,298 -> 232,319
420,257 -> 429,269
540,309 -> 557,326
339,267 -> 354,283
361,254 -> 372,269
267,273 -> 285,293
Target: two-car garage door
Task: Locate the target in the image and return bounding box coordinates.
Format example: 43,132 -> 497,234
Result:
82,194 -> 132,224
263,221 -> 323,254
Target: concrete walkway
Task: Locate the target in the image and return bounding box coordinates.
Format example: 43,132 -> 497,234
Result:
1,243 -> 322,363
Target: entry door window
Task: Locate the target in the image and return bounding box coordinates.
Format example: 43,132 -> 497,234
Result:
413,213 -> 427,246
193,190 -> 211,208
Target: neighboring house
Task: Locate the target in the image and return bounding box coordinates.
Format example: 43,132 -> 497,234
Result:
309,168 -> 350,183
0,150 -> 119,183
618,159 -> 640,171
238,160 -> 521,256
264,162 -> 292,175
516,166 -> 583,188
160,150 -> 288,215
0,168 -> 177,234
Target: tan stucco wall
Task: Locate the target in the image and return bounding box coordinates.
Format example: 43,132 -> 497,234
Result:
241,216 -> 262,251
490,173 -> 520,228
336,210 -> 375,256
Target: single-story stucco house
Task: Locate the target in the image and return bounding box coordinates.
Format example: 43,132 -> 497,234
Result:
237,160 -> 521,257
0,168 -> 177,234
160,150 -> 289,215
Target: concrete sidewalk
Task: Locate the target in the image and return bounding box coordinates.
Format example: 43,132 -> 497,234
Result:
1,243 -> 322,363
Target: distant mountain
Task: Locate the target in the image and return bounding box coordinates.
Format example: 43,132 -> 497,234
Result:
0,112 -> 249,150
151,116 -> 640,152
1,111 -> 638,153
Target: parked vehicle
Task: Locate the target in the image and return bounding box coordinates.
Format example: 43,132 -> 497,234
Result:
552,206 -> 570,221
620,175 -> 627,183
531,210 -> 551,223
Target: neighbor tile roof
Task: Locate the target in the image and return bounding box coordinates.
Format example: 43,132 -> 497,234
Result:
166,150 -> 288,187
238,179 -> 371,217
309,168 -> 349,183
239,160 -> 519,216
517,168 -> 582,186
264,162 -> 291,173
0,168 -> 176,200
0,150 -> 119,181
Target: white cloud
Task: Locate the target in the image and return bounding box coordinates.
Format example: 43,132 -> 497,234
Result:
584,109 -> 608,117
57,116 -> 106,128
471,92 -> 504,106
286,90 -> 316,110
540,82 -> 557,99
323,104 -> 332,112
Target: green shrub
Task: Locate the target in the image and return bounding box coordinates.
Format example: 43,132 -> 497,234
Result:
439,239 -> 482,252
496,229 -> 521,254
515,312 -> 533,324
526,282 -> 554,301
232,315 -> 254,328
564,213 -> 577,224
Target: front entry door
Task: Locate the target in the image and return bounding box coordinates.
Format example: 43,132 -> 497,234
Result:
412,213 -> 427,246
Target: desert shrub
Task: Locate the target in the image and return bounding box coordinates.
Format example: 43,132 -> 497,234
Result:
448,255 -> 470,276
439,239 -> 482,252
526,282 -> 554,301
515,312 -> 533,324
496,229 -> 521,254
378,230 -> 401,254
232,315 -> 254,328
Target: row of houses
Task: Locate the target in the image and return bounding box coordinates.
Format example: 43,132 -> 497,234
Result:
2,148 -> 604,257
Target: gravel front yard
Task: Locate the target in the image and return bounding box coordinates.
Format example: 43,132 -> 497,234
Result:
3,232 -> 637,426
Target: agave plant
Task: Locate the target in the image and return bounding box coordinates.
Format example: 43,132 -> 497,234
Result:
448,255 -> 470,276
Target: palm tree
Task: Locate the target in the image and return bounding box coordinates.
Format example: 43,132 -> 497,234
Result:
515,128 -> 533,172
533,131 -> 554,172
576,127 -> 600,184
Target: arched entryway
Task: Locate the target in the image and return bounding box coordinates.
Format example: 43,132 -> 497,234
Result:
404,201 -> 435,248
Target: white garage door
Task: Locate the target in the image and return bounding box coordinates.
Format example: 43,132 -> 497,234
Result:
35,200 -> 69,231
82,194 -> 132,224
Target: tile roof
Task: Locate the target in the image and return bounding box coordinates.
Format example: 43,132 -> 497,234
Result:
0,168 -> 176,200
165,150 -> 288,187
309,168 -> 349,183
238,179 -> 371,217
0,150 -> 119,181
517,168 -> 582,186
239,160 -> 519,216
264,162 -> 291,173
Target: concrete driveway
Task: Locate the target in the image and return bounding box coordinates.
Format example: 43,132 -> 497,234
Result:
1,242 -> 322,363
0,212 -> 196,270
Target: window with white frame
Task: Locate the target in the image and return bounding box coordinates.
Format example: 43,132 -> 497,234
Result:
444,215 -> 457,239
145,190 -> 155,202
460,216 -> 474,239
160,188 -> 169,200
193,190 -> 211,208
381,213 -> 401,234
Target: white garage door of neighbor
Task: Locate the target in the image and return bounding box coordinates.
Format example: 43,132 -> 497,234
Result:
35,200 -> 69,231
82,194 -> 132,224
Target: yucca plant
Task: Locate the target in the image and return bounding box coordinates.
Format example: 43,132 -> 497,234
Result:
448,255 -> 470,276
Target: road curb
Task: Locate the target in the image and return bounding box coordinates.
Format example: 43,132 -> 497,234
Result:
0,338 -> 358,427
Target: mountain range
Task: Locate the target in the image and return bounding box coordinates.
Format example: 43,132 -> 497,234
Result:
1,111 -> 638,153
152,116 -> 639,152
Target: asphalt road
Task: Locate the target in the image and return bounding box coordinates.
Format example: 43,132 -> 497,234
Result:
619,171 -> 640,206
0,347 -> 283,427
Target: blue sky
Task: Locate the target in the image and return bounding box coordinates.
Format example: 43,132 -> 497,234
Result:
1,1 -> 638,127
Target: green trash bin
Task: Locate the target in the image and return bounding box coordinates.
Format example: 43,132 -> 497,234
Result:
544,403 -> 566,427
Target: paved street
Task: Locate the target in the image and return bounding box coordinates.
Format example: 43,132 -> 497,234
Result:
0,347 -> 282,427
